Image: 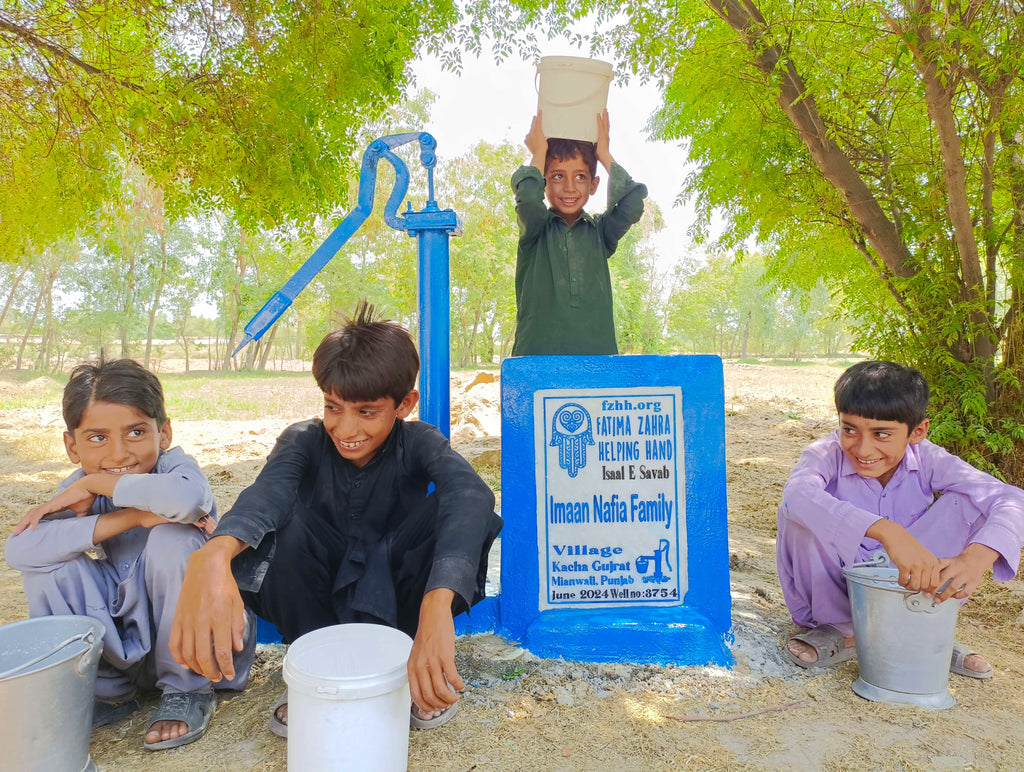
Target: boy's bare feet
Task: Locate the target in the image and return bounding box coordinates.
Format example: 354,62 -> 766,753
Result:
145,719 -> 189,744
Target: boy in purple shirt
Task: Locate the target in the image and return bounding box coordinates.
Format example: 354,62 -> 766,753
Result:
777,361 -> 1024,676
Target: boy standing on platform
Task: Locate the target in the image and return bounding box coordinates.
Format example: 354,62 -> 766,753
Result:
511,109 -> 647,355
170,302 -> 502,735
777,361 -> 1024,676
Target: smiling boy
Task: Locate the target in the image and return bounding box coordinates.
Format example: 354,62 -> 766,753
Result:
776,361 -> 1024,677
511,109 -> 647,355
170,302 -> 502,736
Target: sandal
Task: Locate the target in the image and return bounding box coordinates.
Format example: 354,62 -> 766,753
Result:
268,688 -> 288,738
950,642 -> 993,680
92,692 -> 141,729
787,624 -> 857,669
410,701 -> 458,730
143,690 -> 216,751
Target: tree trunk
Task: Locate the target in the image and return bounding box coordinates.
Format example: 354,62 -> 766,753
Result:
144,231 -> 169,370
222,231 -> 247,371
740,311 -> 750,358
257,324 -> 278,371
120,250 -> 137,359
17,287 -> 42,370
35,270 -> 56,370
708,0 -> 916,280
0,265 -> 29,329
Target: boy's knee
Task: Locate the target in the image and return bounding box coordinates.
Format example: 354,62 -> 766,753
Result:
143,523 -> 205,580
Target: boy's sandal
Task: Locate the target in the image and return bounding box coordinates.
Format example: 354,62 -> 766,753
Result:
143,690 -> 217,751
787,624 -> 857,669
92,692 -> 142,729
268,688 -> 288,738
410,701 -> 458,730
950,642 -> 993,680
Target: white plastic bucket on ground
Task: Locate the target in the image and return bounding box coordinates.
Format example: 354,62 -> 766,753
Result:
0,615 -> 106,772
284,623 -> 414,771
537,56 -> 614,142
844,565 -> 958,709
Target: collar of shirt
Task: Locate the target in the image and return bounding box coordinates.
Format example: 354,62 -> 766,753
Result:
549,208 -> 596,229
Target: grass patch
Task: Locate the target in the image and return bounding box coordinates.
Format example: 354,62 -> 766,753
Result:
473,463 -> 501,493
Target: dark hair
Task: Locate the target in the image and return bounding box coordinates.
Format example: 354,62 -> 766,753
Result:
834,361 -> 929,430
312,300 -> 419,405
545,138 -> 598,177
63,358 -> 167,432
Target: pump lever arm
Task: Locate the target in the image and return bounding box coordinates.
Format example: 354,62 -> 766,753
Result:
232,132 -> 427,356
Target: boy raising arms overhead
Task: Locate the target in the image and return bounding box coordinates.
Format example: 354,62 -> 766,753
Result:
511,109 -> 647,355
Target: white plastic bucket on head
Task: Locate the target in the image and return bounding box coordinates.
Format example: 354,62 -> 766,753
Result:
844,565 -> 959,709
284,623 -> 414,772
0,615 -> 106,772
536,56 -> 614,142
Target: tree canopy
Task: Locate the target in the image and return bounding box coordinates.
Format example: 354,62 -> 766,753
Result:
467,0 -> 1024,473
0,0 -> 460,256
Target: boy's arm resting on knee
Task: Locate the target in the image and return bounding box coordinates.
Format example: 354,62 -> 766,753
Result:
5,516 -> 98,571
112,449 -> 215,524
408,588 -> 462,713
170,535 -> 249,682
90,508 -> 169,542
865,519 -> 942,593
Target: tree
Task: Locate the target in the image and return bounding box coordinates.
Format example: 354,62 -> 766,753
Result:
611,201 -> 667,354
1,0 -> 464,250
469,1 -> 1024,474
437,141 -> 520,366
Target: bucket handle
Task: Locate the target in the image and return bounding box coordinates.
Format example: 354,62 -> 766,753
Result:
0,631 -> 98,680
534,71 -> 612,109
848,553 -> 891,570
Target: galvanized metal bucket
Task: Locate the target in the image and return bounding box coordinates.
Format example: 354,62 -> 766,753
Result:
844,564 -> 958,709
0,616 -> 106,771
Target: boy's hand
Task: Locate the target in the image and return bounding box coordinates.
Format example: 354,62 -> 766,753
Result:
408,588 -> 463,714
170,536 -> 247,682
526,111 -> 548,173
933,543 -> 999,603
865,519 -> 941,591
194,515 -> 217,535
596,109 -> 615,172
13,478 -> 100,534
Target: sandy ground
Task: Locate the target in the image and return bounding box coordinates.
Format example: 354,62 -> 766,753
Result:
2,362 -> 1024,770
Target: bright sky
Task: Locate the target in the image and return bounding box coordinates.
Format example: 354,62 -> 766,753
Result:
413,48 -> 701,275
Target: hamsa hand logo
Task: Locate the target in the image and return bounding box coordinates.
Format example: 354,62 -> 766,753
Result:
550,403 -> 594,478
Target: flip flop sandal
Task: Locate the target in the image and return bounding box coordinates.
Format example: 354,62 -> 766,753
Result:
410,700 -> 458,730
268,688 -> 288,738
92,692 -> 141,729
787,623 -> 857,669
950,642 -> 993,679
143,690 -> 217,751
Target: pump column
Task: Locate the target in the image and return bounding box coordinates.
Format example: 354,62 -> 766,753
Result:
405,207 -> 459,437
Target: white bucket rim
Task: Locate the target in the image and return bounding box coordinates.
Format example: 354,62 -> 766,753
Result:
537,56 -> 614,77
0,616 -> 105,682
284,623 -> 412,701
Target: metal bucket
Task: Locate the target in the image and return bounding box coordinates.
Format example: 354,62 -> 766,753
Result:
0,616 -> 106,771
844,565 -> 958,709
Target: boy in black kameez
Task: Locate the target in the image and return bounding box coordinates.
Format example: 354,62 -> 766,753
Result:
170,302 -> 502,734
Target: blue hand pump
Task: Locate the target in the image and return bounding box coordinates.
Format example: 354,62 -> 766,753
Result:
231,133 -> 459,435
